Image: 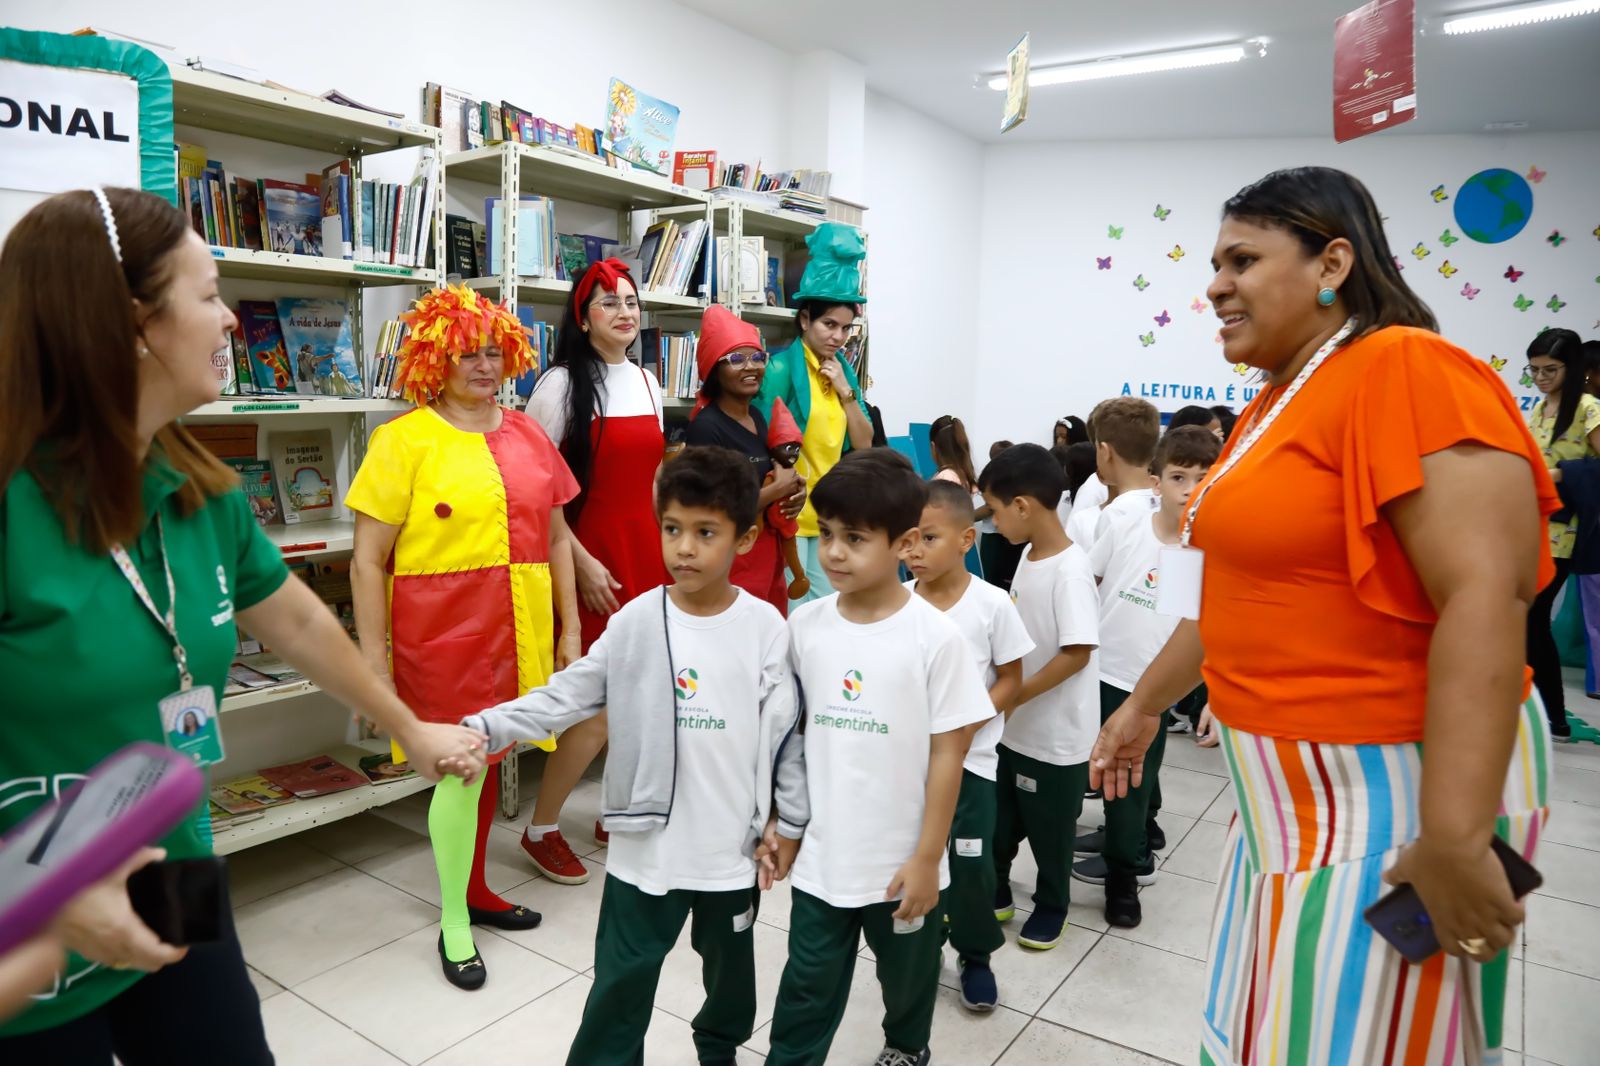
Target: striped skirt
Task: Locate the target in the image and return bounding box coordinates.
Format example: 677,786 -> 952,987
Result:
1200,697 -> 1552,1066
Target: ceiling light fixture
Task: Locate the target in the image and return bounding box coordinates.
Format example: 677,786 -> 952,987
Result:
1439,0 -> 1599,35
985,40 -> 1267,91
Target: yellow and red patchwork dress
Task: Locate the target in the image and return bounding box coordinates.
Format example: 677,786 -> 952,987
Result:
345,406 -> 578,759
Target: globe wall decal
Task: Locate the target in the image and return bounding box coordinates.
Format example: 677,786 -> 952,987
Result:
1453,168 -> 1534,244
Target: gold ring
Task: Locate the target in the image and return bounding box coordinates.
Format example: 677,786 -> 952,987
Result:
1458,937 -> 1489,957
109,962 -> 131,971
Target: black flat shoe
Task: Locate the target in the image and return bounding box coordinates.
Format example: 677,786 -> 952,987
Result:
437,932 -> 486,991
469,904 -> 542,930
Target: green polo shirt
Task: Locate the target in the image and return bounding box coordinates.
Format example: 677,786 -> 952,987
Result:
0,453 -> 288,1036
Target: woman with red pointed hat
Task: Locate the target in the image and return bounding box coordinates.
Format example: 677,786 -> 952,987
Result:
684,306 -> 807,614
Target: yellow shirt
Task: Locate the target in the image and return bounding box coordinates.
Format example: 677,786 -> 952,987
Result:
795,343 -> 849,537
1529,393 -> 1600,559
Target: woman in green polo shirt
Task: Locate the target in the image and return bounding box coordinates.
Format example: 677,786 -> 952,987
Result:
0,188 -> 487,1062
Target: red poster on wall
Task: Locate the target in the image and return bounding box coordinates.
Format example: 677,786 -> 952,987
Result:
1333,0 -> 1416,143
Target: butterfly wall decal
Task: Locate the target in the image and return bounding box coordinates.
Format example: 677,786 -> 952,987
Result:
1191,297 -> 1208,314
1233,361 -> 1249,374
1108,225 -> 1124,240
1490,356 -> 1507,371
1439,229 -> 1459,247
1461,282 -> 1481,300
1593,225 -> 1599,240
1520,369 -> 1534,387
1168,245 -> 1185,263
1133,274 -> 1150,292
1097,256 -> 1113,270
1139,332 -> 1156,348
1392,255 -> 1405,272
1527,165 -> 1546,184
1155,310 -> 1172,327
1439,260 -> 1458,279
1153,204 -> 1172,221
1549,230 -> 1566,247
1505,265 -> 1524,282
1548,295 -> 1566,313
1514,294 -> 1534,312
1412,243 -> 1431,260
1430,185 -> 1448,203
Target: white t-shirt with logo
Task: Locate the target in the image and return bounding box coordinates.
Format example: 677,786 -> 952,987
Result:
1001,545 -> 1101,767
788,593 -> 994,908
605,590 -> 787,896
906,577 -> 1035,781
1088,511 -> 1180,692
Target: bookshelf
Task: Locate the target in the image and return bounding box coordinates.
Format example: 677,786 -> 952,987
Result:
173,68 -> 444,849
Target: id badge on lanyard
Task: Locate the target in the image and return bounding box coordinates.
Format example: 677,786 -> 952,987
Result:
1155,545 -> 1204,620
111,515 -> 225,767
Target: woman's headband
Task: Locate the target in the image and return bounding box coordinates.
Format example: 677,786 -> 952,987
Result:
90,187 -> 122,264
572,258 -> 634,316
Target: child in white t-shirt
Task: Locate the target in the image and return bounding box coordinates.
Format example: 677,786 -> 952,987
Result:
1089,397 -> 1162,546
1072,426 -> 1220,929
978,444 -> 1099,952
464,447 -> 806,1066
907,480 -> 1035,1014
768,450 -> 992,1066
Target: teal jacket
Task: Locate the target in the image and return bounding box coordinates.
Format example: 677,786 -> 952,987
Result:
755,337 -> 870,448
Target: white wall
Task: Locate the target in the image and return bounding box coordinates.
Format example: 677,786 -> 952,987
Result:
863,90 -> 984,437
973,132 -> 1600,458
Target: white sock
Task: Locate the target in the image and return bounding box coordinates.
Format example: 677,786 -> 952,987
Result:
527,823 -> 559,840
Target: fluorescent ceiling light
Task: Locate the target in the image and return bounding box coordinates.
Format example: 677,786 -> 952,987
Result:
986,41 -> 1261,91
1441,0 -> 1599,34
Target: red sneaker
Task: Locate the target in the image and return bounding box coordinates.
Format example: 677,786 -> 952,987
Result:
593,819 -> 609,845
522,830 -> 589,885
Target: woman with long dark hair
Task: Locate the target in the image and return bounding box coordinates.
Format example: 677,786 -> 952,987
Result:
929,414 -> 979,491
522,259 -> 667,885
1524,327 -> 1600,739
1089,167 -> 1555,1065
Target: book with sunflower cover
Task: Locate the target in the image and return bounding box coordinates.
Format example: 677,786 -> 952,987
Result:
604,77 -> 679,175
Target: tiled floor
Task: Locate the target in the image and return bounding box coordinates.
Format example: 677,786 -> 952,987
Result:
233,682 -> 1600,1066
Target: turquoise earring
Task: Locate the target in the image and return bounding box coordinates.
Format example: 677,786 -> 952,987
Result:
1316,286 -> 1338,307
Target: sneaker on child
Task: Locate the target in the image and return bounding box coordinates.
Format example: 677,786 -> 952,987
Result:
522,828 -> 589,884
1017,907 -> 1067,950
1073,827 -> 1104,855
1071,853 -> 1157,886
993,885 -> 1016,923
873,1048 -> 931,1066
957,957 -> 998,1012
1104,870 -> 1142,929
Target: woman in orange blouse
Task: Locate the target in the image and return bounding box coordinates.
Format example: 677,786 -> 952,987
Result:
1089,168 -> 1556,1066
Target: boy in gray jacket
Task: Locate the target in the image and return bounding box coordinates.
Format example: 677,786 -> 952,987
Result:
464,446 -> 806,1066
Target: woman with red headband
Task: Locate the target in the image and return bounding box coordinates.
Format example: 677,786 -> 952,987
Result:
522,259 -> 668,885
347,284 -> 581,989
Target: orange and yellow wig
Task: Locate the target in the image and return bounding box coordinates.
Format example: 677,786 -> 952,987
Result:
394,284 -> 537,404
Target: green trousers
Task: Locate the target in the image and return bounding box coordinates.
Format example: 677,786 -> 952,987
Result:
566,874 -> 758,1066
768,889 -> 945,1065
992,744 -> 1087,913
943,769 -> 1004,965
1100,682 -> 1170,875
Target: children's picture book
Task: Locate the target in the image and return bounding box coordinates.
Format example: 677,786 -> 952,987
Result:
237,300 -> 294,392
358,753 -> 417,785
268,429 -> 336,525
320,161 -> 353,260
765,254 -> 785,307
275,298 -> 361,396
557,234 -> 590,280
672,151 -> 716,190
232,177 -> 264,251
258,755 -> 365,799
209,775 -> 294,814
224,457 -> 282,526
605,77 -> 679,175
260,179 -> 323,256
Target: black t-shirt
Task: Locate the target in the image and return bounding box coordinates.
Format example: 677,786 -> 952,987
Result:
685,404 -> 772,483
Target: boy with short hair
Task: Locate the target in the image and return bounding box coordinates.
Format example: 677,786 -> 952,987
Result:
464,447 -> 807,1066
768,449 -> 993,1066
1071,426 -> 1221,927
906,480 -> 1035,1013
1088,397 -> 1162,545
979,444 -> 1100,951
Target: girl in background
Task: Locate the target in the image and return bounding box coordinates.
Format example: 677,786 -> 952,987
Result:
930,414 -> 983,576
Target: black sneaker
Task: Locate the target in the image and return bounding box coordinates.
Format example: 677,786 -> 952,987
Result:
1017,906 -> 1066,950
957,957 -> 998,1012
1073,827 -> 1105,855
994,885 -> 1016,922
873,1047 -> 931,1066
1147,820 -> 1167,853
1105,870 -> 1142,929
1072,853 -> 1157,886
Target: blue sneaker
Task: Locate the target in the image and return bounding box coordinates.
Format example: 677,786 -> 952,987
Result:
993,885 -> 1015,923
1017,907 -> 1066,950
957,957 -> 998,1012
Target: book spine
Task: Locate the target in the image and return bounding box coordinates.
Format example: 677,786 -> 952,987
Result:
340,175 -> 353,261
389,186 -> 402,265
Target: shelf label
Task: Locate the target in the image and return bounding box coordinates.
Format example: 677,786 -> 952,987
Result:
210,248 -> 226,258
353,263 -> 417,277
230,402 -> 302,412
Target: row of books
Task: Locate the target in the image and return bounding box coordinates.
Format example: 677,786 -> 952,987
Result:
424,82 -> 603,159
190,425 -> 337,527
209,752 -> 416,833
638,328 -> 700,400
636,218 -> 709,297
217,298 -> 364,397
668,150 -> 833,201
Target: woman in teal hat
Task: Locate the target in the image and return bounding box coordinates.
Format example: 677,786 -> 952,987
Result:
754,222 -> 874,607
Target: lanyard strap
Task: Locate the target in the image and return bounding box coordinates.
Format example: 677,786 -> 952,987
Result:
1181,318 -> 1356,547
109,514 -> 193,691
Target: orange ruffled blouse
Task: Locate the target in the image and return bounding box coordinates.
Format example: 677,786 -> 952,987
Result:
1190,326 -> 1559,744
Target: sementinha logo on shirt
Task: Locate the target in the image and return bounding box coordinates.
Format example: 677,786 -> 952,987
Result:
1117,568 -> 1159,612
841,669 -> 864,701
813,668 -> 889,735
673,666 -> 725,730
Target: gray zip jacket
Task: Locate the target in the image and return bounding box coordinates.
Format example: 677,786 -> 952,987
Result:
463,587 -> 808,842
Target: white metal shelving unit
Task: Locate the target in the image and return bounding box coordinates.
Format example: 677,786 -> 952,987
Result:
174,67 -> 444,849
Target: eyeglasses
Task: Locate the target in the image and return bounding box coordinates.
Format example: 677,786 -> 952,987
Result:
721,351 -> 768,367
596,296 -> 640,315
1525,364 -> 1563,379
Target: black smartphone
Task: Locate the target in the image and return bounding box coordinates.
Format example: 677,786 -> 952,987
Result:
126,857 -> 226,946
1363,837 -> 1543,963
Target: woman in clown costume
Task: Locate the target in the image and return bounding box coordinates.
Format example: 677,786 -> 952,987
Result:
347,285 -> 580,990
